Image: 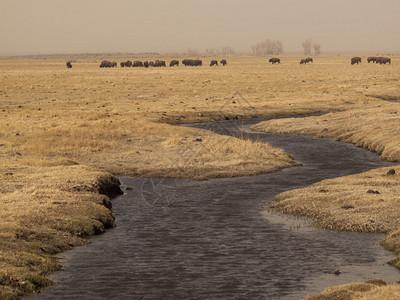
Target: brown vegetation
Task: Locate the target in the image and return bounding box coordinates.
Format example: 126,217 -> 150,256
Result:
1,55 -> 400,298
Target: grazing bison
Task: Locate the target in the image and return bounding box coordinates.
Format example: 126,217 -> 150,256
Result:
170,60 -> 179,67
351,57 -> 362,65
149,61 -> 154,67
210,60 -> 218,66
192,59 -> 202,66
269,58 -> 280,64
376,57 -> 391,65
182,59 -> 202,66
367,56 -> 378,63
133,61 -> 144,67
300,57 -> 313,64
154,60 -> 166,67
220,59 -> 227,66
100,60 -> 110,68
66,61 -> 72,68
100,60 -> 117,68
120,61 -> 132,67
144,61 -> 149,68
182,59 -> 193,66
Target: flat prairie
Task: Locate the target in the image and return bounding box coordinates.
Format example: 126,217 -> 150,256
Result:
1,55 -> 400,298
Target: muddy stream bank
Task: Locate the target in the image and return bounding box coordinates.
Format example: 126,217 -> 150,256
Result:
26,117 -> 399,299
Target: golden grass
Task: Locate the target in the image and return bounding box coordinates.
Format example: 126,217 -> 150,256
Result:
303,280 -> 393,300
1,55 -> 400,298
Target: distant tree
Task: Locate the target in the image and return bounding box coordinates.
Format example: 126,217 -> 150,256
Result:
221,46 -> 234,55
302,39 -> 312,56
313,43 -> 321,55
187,48 -> 199,56
251,39 -> 283,56
205,48 -> 216,55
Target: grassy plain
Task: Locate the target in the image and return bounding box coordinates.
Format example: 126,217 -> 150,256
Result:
1,54 -> 400,298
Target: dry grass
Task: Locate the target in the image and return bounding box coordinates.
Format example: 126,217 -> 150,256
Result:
303,279 -> 393,300
1,55 -> 400,298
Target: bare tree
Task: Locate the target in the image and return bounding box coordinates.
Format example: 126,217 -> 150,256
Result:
187,48 -> 199,56
205,48 -> 216,55
302,39 -> 312,56
221,46 -> 234,55
251,39 -> 283,56
274,40 -> 283,55
313,43 -> 321,55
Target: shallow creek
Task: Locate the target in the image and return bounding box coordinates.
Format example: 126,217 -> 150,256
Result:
27,118 -> 399,299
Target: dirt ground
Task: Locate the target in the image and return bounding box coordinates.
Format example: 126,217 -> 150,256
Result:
1,54 -> 400,299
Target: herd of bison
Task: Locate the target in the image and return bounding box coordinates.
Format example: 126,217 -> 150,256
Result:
95,59 -> 227,68
65,56 -> 392,68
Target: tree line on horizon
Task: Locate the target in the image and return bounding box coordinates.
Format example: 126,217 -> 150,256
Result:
187,39 -> 322,56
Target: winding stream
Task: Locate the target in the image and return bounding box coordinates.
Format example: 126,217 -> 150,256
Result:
27,118 -> 399,299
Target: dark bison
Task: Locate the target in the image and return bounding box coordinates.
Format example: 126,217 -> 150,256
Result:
210,60 -> 218,66
149,61 -> 154,67
376,57 -> 391,65
351,57 -> 362,65
170,60 -> 179,67
269,58 -> 280,64
154,60 -> 166,67
66,61 -> 72,68
182,59 -> 202,66
367,56 -> 378,63
220,59 -> 227,66
144,61 -> 149,68
120,61 -> 132,67
133,61 -> 143,67
300,57 -> 313,64
100,60 -> 117,68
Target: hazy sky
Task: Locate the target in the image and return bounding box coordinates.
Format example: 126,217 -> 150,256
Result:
1,0 -> 400,55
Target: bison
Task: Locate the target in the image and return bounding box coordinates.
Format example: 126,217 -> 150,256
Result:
210,60 -> 218,66
269,58 -> 280,64
300,57 -> 313,64
120,61 -> 132,67
376,57 -> 391,65
100,60 -> 117,68
351,57 -> 362,65
66,61 -> 72,68
154,60 -> 166,67
133,61 -> 144,67
144,61 -> 149,68
367,56 -> 378,63
220,59 -> 227,66
182,59 -> 192,66
170,60 -> 179,67
182,59 -> 202,66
